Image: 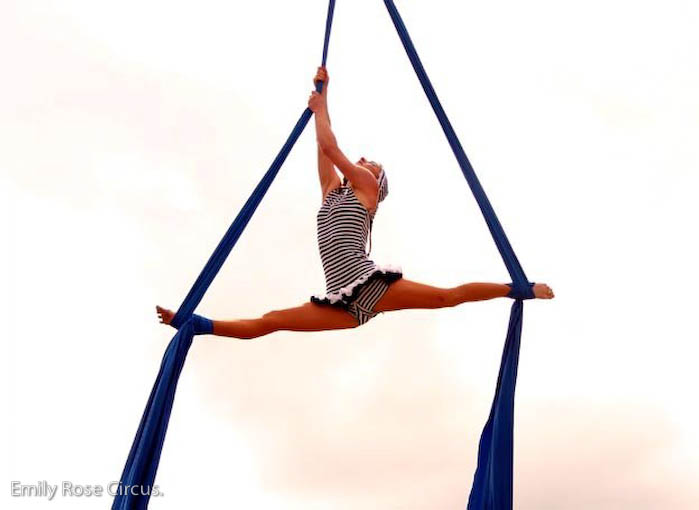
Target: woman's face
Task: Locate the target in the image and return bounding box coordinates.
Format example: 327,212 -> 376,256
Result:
356,156 -> 383,179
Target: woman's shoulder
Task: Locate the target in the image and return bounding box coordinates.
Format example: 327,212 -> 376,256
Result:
347,185 -> 378,216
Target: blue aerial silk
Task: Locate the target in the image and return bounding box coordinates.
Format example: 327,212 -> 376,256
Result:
113,1 -> 531,509
111,3 -> 336,509
382,2 -> 531,508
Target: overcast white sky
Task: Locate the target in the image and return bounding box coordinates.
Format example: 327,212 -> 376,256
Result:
3,0 -> 698,509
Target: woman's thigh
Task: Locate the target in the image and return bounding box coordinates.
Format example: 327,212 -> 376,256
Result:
266,302 -> 359,332
374,278 -> 450,312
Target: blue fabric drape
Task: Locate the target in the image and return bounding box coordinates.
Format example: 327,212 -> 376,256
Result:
467,300 -> 524,510
115,1 -> 532,508
382,1 -> 530,509
112,3 -> 336,509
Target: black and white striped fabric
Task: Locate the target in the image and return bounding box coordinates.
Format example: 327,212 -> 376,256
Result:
310,180 -> 402,324
346,277 -> 392,325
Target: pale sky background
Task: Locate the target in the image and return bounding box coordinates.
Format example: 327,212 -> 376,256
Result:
2,0 -> 698,509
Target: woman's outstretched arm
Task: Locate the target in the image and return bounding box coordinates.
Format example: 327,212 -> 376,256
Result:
308,72 -> 377,196
314,67 -> 341,200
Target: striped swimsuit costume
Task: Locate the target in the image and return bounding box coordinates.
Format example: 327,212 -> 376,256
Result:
311,179 -> 402,325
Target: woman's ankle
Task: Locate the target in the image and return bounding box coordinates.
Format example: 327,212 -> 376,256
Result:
505,282 -> 535,300
191,314 -> 214,335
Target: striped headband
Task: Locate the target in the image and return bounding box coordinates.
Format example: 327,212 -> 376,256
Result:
377,169 -> 389,203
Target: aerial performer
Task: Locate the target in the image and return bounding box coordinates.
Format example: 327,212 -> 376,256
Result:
155,67 -> 554,339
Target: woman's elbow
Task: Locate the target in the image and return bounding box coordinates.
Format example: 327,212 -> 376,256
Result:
319,139 -> 339,157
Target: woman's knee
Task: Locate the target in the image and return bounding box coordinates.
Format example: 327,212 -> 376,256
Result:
414,288 -> 455,309
440,287 -> 461,308
260,310 -> 284,332
224,312 -> 280,339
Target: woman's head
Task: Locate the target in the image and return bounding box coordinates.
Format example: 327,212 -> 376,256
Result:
342,157 -> 389,202
356,156 -> 389,203
356,156 -> 383,179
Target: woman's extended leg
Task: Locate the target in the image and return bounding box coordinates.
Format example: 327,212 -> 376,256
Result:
374,279 -> 553,312
156,303 -> 358,339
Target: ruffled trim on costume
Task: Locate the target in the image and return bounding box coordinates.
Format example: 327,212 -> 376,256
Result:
311,264 -> 403,309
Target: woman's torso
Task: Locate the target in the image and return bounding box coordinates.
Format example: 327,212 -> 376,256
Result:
316,186 -> 377,295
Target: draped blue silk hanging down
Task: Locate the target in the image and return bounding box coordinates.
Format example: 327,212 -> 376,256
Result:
113,1 -> 531,509
382,2 -> 531,509
111,3 -> 337,509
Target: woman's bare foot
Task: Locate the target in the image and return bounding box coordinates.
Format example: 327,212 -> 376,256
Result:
533,283 -> 555,299
156,305 -> 175,325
